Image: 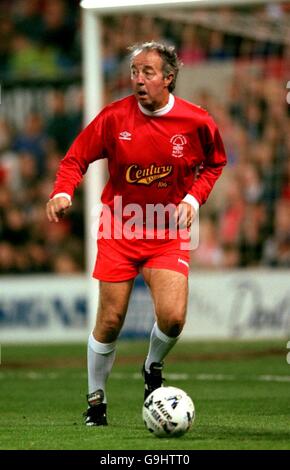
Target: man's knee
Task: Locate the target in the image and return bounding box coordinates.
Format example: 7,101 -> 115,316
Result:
102,308 -> 125,331
168,318 -> 185,337
159,311 -> 186,337
95,305 -> 126,342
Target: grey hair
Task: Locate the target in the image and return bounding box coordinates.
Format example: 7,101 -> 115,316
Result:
128,41 -> 182,93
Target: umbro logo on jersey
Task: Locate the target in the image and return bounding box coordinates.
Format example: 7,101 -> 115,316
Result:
119,131 -> 132,141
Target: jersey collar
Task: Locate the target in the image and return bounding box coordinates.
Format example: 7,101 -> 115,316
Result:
138,93 -> 175,117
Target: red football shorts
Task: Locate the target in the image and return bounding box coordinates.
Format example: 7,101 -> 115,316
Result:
93,235 -> 190,282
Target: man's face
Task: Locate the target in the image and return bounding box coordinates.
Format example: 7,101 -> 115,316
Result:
130,50 -> 173,112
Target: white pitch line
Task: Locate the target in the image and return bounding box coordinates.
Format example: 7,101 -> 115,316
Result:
258,375 -> 290,383
196,373 -> 235,381
1,371 -> 290,383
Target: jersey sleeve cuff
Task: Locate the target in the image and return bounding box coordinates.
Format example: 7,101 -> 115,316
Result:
182,194 -> 200,212
52,193 -> 72,205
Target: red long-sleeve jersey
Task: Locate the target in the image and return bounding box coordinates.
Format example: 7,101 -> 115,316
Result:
50,94 -> 226,211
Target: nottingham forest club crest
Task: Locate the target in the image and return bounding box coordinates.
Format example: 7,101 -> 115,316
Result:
170,134 -> 187,158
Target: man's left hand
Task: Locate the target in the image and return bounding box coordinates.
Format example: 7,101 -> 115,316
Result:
175,202 -> 196,229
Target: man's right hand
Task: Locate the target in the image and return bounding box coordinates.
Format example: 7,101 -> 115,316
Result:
46,197 -> 71,223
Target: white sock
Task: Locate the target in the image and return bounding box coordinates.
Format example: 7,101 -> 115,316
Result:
87,332 -> 116,403
145,322 -> 179,373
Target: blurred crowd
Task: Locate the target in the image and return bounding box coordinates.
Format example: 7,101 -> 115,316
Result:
1,1 -> 288,82
0,0 -> 80,80
190,70 -> 290,269
0,0 -> 289,273
0,94 -> 84,274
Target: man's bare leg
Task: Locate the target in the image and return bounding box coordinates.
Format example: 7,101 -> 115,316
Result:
140,268 -> 188,398
89,279 -> 134,397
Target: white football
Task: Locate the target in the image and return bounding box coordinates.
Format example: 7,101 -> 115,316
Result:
142,386 -> 195,438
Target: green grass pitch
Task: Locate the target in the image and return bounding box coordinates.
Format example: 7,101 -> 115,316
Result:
0,339 -> 289,450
